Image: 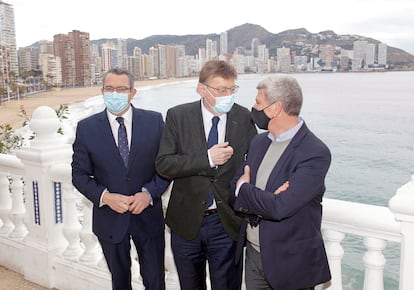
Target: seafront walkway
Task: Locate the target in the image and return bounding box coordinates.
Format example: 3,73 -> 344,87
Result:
1,104 -> 414,289
0,265 -> 51,290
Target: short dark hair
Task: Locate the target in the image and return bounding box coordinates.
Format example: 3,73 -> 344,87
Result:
103,68 -> 135,89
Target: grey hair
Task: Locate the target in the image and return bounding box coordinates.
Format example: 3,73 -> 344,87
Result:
102,68 -> 135,89
256,74 -> 303,116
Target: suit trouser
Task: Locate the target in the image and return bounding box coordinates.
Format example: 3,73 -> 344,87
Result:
171,212 -> 243,290
245,242 -> 314,290
99,230 -> 165,290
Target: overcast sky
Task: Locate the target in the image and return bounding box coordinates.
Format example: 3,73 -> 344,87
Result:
9,0 -> 414,55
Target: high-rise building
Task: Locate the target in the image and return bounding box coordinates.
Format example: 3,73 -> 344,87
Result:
277,47 -> 291,73
319,44 -> 335,68
220,31 -> 228,56
18,46 -> 39,75
378,43 -> 387,66
366,43 -> 376,67
251,38 -> 260,58
206,38 -> 218,61
101,41 -> 116,73
90,43 -> 101,84
166,45 -> 177,78
39,40 -> 54,55
39,53 -> 62,86
53,30 -> 91,86
0,0 -> 18,96
69,30 -> 91,86
116,38 -> 127,69
0,0 -> 18,74
353,40 -> 368,69
149,44 -> 167,79
132,47 -> 143,79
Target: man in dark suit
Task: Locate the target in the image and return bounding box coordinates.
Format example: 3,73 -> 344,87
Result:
72,68 -> 170,290
230,74 -> 331,290
155,60 -> 257,290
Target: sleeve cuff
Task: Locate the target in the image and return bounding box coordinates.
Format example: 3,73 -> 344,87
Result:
142,187 -> 153,205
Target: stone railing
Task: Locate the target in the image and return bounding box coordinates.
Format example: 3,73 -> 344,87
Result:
0,106 -> 413,290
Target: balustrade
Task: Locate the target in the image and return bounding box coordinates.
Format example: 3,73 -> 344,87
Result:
0,106 -> 413,290
0,171 -> 13,236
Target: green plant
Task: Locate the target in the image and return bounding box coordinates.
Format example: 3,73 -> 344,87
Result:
56,104 -> 69,135
18,104 -> 30,127
56,104 -> 69,121
1,104 -> 71,154
0,124 -> 24,154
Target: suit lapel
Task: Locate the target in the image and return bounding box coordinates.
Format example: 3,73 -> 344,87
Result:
224,108 -> 240,144
98,110 -> 129,169
250,135 -> 272,185
265,123 -> 309,189
128,107 -> 141,168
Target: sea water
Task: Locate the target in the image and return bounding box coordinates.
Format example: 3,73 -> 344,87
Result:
131,71 -> 414,289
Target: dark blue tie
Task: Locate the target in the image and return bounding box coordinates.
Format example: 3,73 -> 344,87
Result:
207,116 -> 219,148
207,116 -> 219,207
116,117 -> 129,167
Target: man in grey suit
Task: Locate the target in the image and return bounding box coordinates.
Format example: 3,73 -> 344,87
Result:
156,60 -> 257,290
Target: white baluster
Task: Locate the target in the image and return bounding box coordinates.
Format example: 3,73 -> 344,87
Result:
322,229 -> 345,290
97,255 -> 108,270
363,237 -> 386,290
389,174 -> 414,290
165,226 -> 180,288
130,241 -> 144,290
8,174 -> 28,239
61,182 -> 83,259
79,195 -> 102,265
0,172 -> 13,236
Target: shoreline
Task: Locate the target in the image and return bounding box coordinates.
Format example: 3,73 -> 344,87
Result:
0,77 -> 196,129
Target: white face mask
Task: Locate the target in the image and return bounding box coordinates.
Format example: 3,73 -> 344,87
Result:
204,88 -> 236,114
212,94 -> 236,114
103,92 -> 129,114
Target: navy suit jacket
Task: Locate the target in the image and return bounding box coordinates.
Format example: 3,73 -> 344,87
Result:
230,122 -> 331,290
72,106 -> 171,244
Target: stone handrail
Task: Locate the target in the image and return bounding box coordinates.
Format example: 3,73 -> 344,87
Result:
0,106 -> 413,290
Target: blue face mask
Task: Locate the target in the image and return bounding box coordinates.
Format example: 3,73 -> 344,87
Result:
103,92 -> 129,114
212,94 -> 236,114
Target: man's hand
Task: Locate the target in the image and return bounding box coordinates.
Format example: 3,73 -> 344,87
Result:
128,191 -> 151,214
102,192 -> 132,214
210,142 -> 234,165
274,181 -> 289,195
236,165 -> 251,187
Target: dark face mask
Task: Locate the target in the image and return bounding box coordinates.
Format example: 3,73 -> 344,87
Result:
251,107 -> 271,130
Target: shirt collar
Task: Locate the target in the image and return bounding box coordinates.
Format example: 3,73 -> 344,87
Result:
201,100 -> 226,124
268,117 -> 304,142
106,105 -> 133,125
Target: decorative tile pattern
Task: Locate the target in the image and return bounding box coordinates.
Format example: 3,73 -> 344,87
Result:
53,182 -> 63,224
32,181 -> 40,225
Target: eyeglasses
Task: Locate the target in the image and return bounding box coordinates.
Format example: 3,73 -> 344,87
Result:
103,86 -> 131,93
203,83 -> 239,95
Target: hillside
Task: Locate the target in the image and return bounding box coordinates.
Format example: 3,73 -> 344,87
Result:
93,23 -> 414,70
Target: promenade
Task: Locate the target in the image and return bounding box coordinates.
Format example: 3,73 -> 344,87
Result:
0,265 -> 51,290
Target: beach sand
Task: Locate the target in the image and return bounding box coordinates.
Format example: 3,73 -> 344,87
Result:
0,78 -> 195,129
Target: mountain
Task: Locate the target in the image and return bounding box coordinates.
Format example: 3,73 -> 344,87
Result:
95,23 -> 414,70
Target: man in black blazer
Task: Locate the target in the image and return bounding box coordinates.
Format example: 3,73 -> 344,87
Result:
72,68 -> 170,290
156,60 -> 257,290
230,74 -> 331,290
